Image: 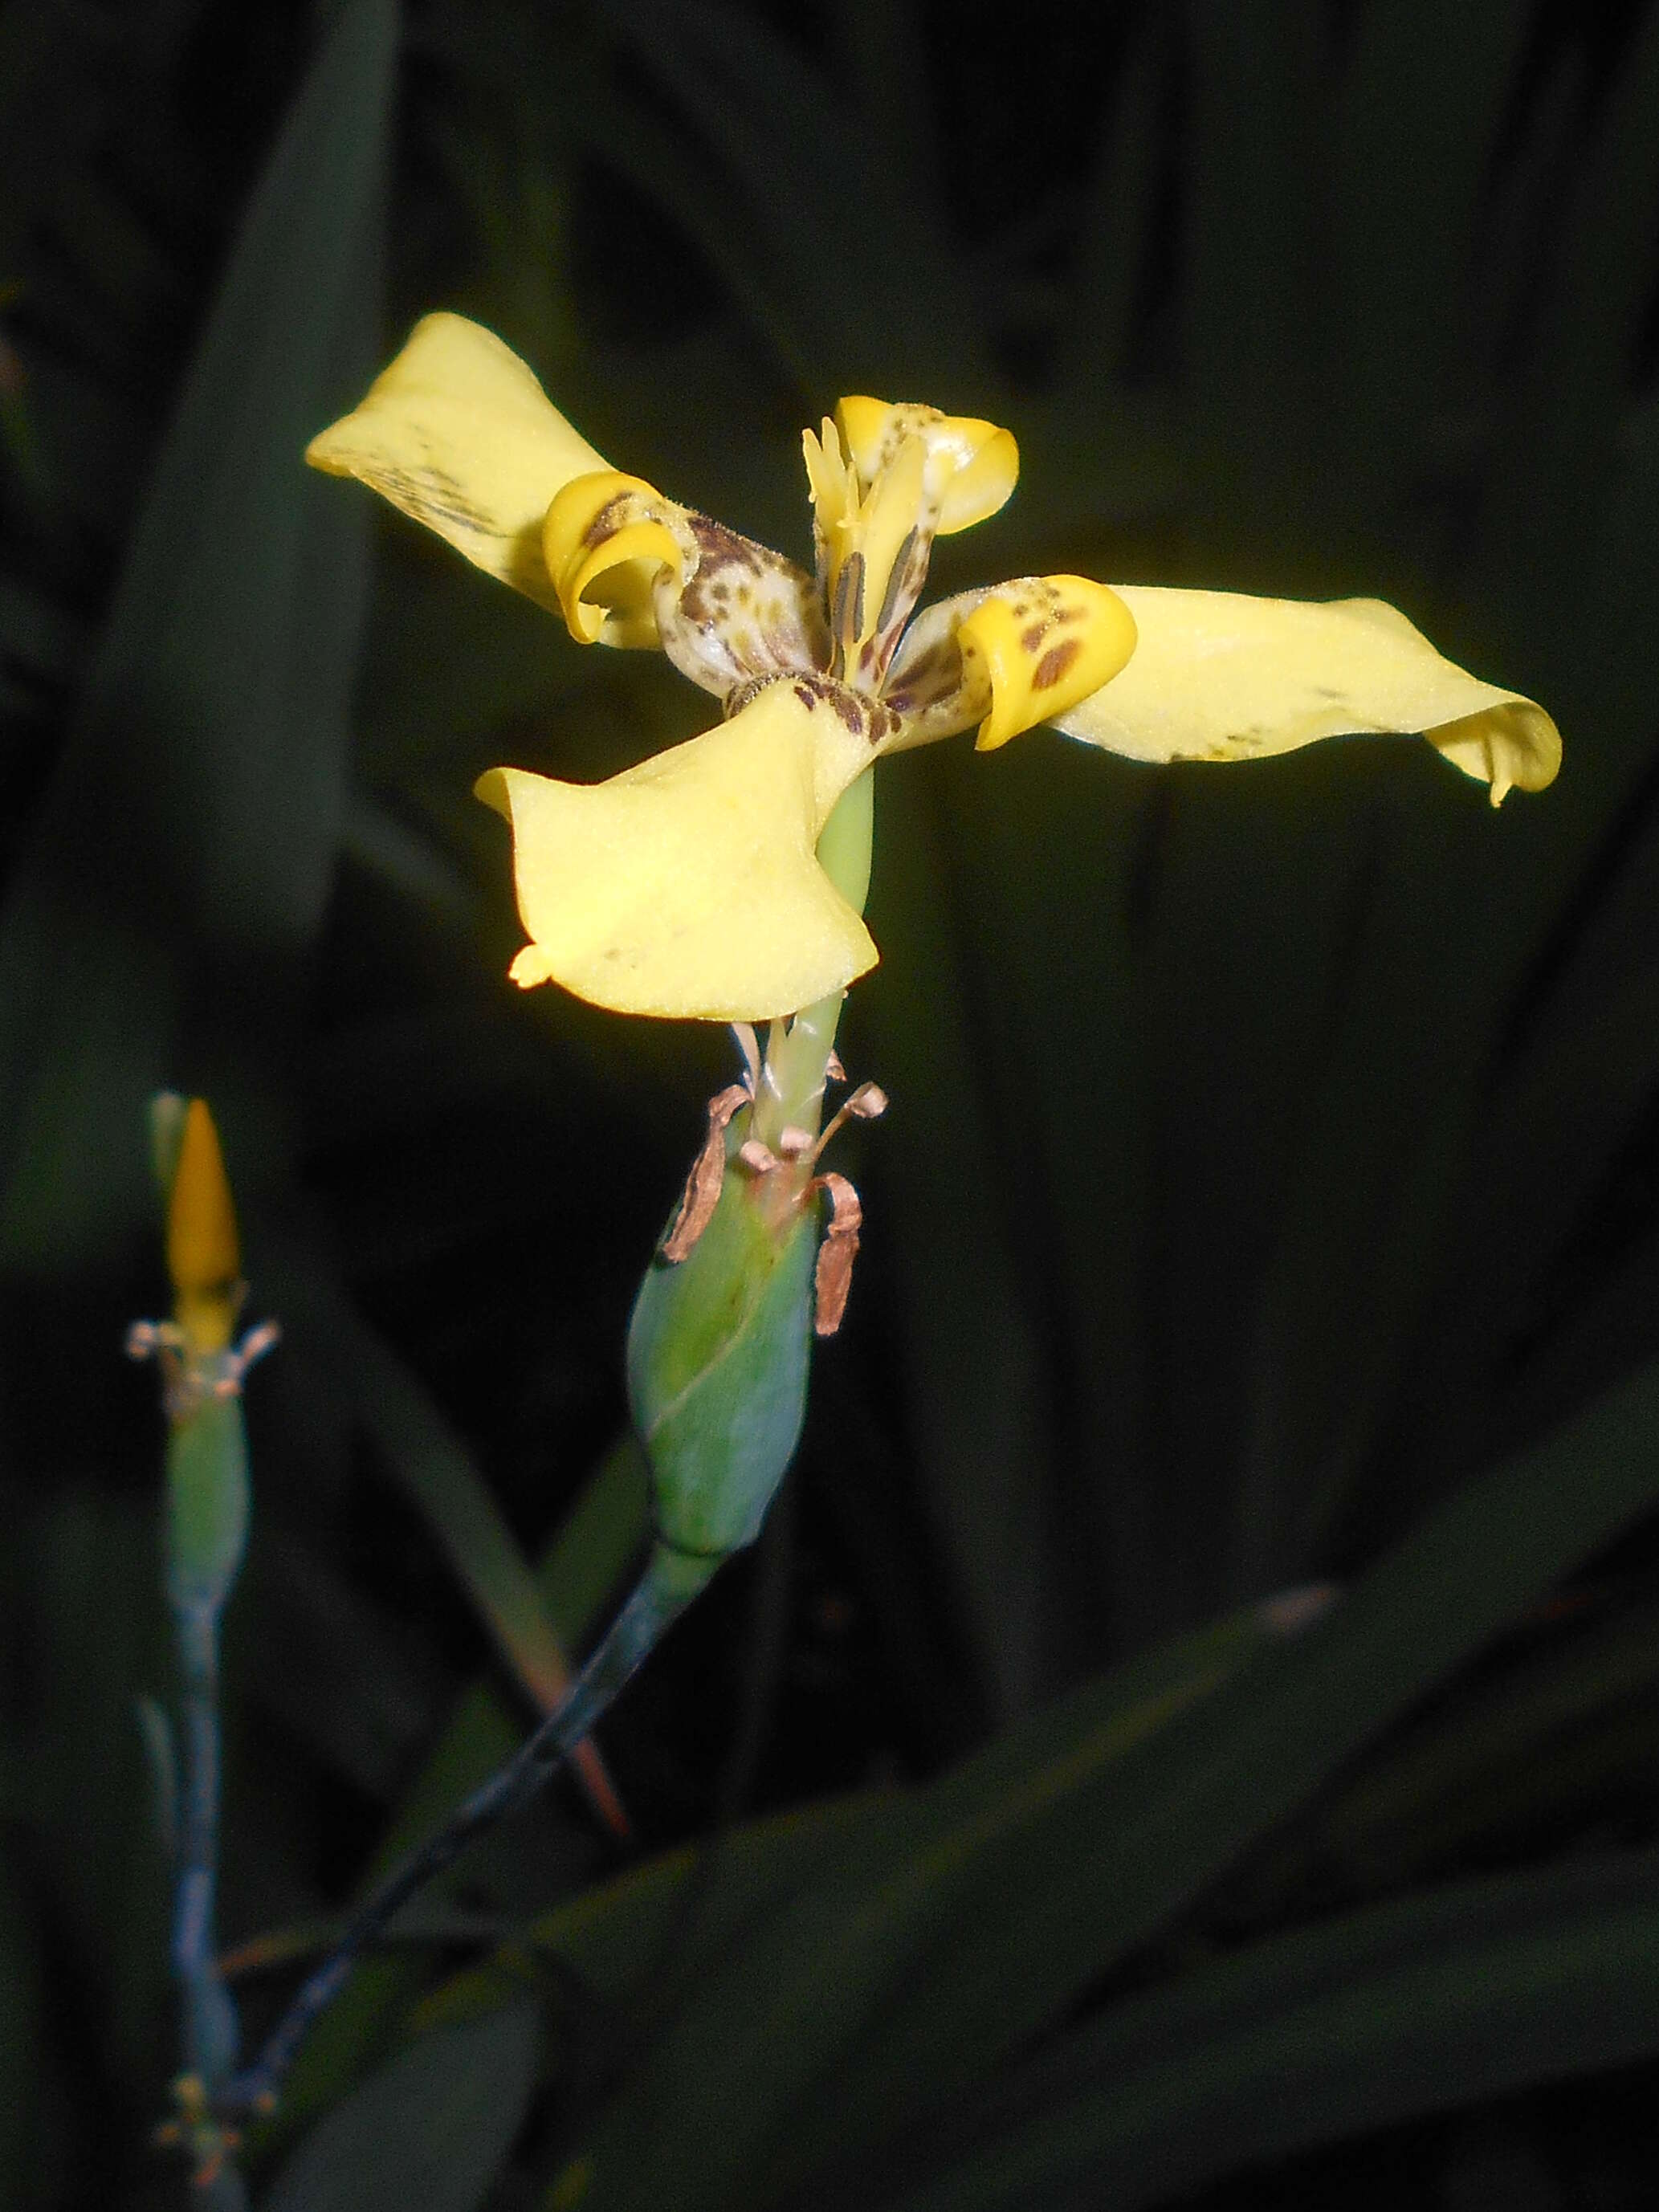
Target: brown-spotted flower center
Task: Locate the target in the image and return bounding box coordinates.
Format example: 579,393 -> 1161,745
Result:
305,314 -> 1561,1024
536,399 -> 1134,761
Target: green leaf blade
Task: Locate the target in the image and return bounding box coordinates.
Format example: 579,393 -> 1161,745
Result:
259,2002 -> 540,2212
0,0 -> 397,1274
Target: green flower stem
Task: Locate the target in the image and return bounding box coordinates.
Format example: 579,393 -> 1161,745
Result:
754,769 -> 874,1147
166,1385 -> 251,1617
172,1599 -> 238,2091
815,761 -> 875,919
214,772 -> 879,2119
216,1546 -> 705,2119
163,1382 -> 254,2094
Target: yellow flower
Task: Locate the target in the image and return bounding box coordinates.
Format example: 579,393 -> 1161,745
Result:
308,314 -> 1560,1023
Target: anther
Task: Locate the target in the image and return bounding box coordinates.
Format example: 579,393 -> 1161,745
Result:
663,1081 -> 753,1263
810,1172 -> 864,1336
126,1320 -> 183,1362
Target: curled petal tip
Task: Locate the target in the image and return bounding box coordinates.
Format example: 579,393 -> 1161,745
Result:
474,765 -> 511,817
835,397 -> 1019,534
541,470 -> 682,649
507,944 -> 559,989
1430,697 -> 1561,802
935,423 -> 1019,534
960,576 -> 1138,750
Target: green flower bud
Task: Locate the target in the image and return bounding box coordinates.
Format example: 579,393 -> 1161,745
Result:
627,1164 -> 817,1562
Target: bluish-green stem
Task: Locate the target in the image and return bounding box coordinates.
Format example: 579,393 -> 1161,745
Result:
173,1601 -> 239,2090
160,1375 -> 251,2096
214,769 -> 878,2120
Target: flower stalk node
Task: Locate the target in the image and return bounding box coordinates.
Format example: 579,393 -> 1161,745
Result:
128,1317 -> 280,1426
153,2072 -> 243,2189
658,1029 -> 886,1334
730,1062 -> 887,1330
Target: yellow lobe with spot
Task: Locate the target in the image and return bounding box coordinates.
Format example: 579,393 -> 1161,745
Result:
1054,588 -> 1561,802
304,312 -> 611,609
835,397 -> 1019,534
167,1100 -> 240,1356
541,470 -> 683,648
475,679 -> 878,1021
959,576 -> 1139,750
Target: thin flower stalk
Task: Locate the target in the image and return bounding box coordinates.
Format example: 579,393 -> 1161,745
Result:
214,1546 -> 707,2118
133,1098 -> 276,2186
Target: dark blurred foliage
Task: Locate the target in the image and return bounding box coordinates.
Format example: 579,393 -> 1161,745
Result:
6,1 -> 1659,2206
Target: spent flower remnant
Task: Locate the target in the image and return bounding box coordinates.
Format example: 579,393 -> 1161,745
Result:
308,314 -> 1559,1025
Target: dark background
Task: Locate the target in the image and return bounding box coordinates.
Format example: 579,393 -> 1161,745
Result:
5,1 -> 1659,2204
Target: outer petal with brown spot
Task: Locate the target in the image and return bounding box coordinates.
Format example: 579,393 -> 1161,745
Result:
1055,588 -> 1560,803
305,314 -> 610,609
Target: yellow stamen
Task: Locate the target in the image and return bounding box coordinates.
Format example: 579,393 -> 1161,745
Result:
802,418 -> 856,548
832,438 -> 931,677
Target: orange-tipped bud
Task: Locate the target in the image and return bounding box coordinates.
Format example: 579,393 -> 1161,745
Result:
166,1101 -> 241,1354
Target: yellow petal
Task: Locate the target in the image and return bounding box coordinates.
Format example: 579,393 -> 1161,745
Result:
167,1099 -> 240,1355
475,678 -> 878,1021
959,576 -> 1139,750
835,397 -> 1019,534
541,470 -> 683,648
1055,589 -> 1560,803
306,313 -> 610,609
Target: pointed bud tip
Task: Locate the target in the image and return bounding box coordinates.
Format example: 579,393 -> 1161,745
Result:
165,1103 -> 240,1330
